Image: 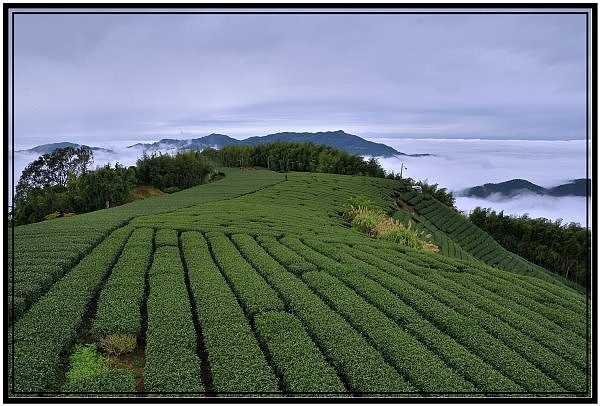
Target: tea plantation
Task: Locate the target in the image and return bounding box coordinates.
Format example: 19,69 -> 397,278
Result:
7,169 -> 590,399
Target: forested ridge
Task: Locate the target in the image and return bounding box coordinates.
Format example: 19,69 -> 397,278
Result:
468,207 -> 590,287
205,141 -> 387,177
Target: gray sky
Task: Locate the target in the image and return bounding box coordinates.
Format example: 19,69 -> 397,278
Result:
10,9 -> 589,148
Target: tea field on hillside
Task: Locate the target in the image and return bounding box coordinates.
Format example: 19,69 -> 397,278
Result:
7,170 -> 591,399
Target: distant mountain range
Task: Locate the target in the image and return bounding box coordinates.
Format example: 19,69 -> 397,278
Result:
128,130 -> 425,157
18,131 -> 433,158
462,178 -> 590,198
17,142 -> 114,155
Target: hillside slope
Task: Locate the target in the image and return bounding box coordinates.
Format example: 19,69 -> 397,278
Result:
394,189 -> 584,292
8,170 -> 589,398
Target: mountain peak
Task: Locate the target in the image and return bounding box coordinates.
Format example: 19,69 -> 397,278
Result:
128,130 -> 405,157
462,178 -> 590,198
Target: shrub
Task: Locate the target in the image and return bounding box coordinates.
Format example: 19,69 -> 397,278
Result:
344,197 -> 439,253
350,208 -> 381,237
64,344 -> 108,387
343,196 -> 382,222
99,333 -> 137,356
378,222 -> 439,253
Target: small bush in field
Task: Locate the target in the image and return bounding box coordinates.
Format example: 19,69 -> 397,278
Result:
99,333 -> 137,356
379,223 -> 439,253
64,344 -> 108,386
344,196 -> 438,253
350,208 -> 381,237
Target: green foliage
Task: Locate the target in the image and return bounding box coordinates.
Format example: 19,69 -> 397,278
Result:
10,226 -> 131,392
14,146 -> 93,225
181,232 -> 279,392
16,146 -> 93,201
69,163 -> 136,212
206,232 -> 284,317
354,248 -> 565,392
349,208 -> 381,236
341,272 -> 521,392
469,207 -> 590,287
344,197 -> 438,253
14,148 -> 214,226
92,227 -> 153,339
414,180 -> 456,209
64,344 -> 108,386
230,234 -> 412,393
136,150 -> 211,191
9,169 -> 282,325
254,311 -> 347,394
144,246 -> 203,392
256,235 -> 318,276
400,192 -> 582,291
213,141 -> 386,177
62,368 -> 136,393
154,228 -> 178,247
377,222 -> 435,253
303,271 -> 474,392
344,194 -> 381,214
9,169 -> 589,398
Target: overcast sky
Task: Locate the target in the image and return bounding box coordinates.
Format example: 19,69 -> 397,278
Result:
10,9 -> 589,149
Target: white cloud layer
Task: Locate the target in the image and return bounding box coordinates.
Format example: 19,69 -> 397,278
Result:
376,138 -> 590,226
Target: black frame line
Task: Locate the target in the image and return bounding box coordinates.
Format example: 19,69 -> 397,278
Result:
4,3 -> 596,402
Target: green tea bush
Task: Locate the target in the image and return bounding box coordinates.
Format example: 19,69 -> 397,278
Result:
11,226 -> 131,392
254,311 -> 347,394
154,228 -> 178,247
144,246 -> 202,392
63,368 -> 136,393
92,227 -> 153,340
206,232 -> 284,317
366,265 -> 562,391
228,233 -> 412,393
181,231 -> 279,393
372,248 -> 584,390
303,271 -> 474,392
424,272 -> 586,390
341,271 -> 521,392
256,235 -> 318,275
279,237 -> 349,278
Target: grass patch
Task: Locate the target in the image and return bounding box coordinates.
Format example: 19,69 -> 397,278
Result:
344,197 -> 438,253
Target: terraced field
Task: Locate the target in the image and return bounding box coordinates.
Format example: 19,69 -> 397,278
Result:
7,169 -> 591,398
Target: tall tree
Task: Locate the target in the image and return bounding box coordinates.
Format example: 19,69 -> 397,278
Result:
16,146 -> 93,202
14,146 -> 93,225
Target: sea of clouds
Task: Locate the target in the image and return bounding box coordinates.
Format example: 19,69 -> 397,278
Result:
8,138 -> 591,227
374,138 -> 591,227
